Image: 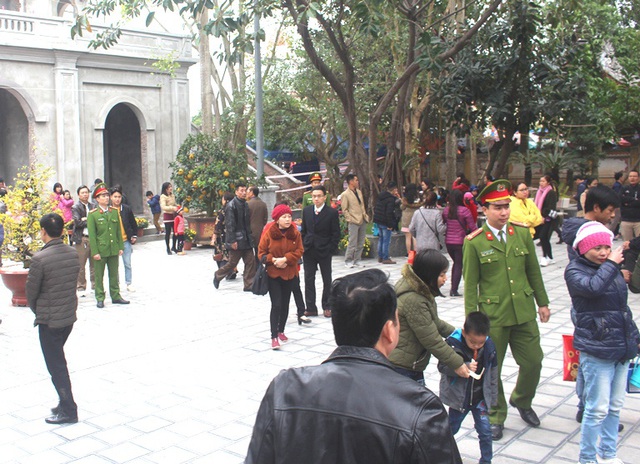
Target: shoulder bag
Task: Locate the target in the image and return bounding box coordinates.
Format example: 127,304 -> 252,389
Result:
251,256 -> 269,296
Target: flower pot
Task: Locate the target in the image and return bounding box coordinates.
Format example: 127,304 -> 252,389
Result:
0,267 -> 29,307
183,241 -> 193,251
137,227 -> 145,237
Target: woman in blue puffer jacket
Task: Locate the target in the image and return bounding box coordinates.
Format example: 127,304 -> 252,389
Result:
565,221 -> 640,464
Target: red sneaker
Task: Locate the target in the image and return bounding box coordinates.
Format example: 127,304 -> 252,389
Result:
278,333 -> 289,343
271,338 -> 281,350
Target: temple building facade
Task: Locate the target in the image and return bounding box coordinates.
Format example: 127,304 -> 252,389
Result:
0,0 -> 195,212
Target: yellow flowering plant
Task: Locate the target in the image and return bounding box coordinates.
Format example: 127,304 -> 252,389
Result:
0,163 -> 56,268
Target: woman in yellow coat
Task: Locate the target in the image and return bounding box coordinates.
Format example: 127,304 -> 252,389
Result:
509,182 -> 543,237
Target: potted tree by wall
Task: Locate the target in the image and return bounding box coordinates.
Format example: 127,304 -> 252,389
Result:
0,163 -> 56,306
170,133 -> 251,245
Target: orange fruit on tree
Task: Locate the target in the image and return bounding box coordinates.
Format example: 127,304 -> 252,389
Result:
192,180 -> 198,187
223,170 -> 230,177
189,153 -> 195,160
177,168 -> 184,175
183,206 -> 189,213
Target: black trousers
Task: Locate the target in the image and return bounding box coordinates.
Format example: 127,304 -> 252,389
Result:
268,276 -> 294,338
39,324 -> 77,417
291,275 -> 306,317
538,221 -> 554,259
303,251 -> 333,312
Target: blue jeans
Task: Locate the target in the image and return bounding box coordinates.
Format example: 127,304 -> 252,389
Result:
122,241 -> 132,285
449,400 -> 492,464
377,225 -> 392,260
579,352 -> 629,463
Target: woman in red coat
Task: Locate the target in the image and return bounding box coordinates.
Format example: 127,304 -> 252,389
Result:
258,204 -> 304,350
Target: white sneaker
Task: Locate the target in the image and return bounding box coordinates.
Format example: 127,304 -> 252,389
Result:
597,457 -> 624,464
127,285 -> 135,292
345,261 -> 354,268
540,257 -> 549,267
548,258 -> 555,264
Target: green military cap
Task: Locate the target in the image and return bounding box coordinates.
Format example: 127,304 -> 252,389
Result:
478,179 -> 512,205
93,182 -> 109,198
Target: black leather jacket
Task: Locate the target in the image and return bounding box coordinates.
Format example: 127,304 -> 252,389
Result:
245,346 -> 462,464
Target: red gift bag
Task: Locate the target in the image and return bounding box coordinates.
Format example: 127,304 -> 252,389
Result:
563,334 -> 580,381
408,250 -> 416,265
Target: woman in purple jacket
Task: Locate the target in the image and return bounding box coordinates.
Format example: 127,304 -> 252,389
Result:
443,189 -> 477,297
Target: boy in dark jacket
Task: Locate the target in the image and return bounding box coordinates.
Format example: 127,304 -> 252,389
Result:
146,190 -> 163,234
439,312 -> 498,464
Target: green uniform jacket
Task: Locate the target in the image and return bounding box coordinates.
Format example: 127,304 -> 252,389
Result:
389,264 -> 464,373
463,222 -> 549,327
88,206 -> 124,258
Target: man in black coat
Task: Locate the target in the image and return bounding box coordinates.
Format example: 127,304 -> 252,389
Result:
301,186 -> 340,318
26,213 -> 81,424
246,269 -> 462,464
373,181 -> 401,264
214,183 -> 257,291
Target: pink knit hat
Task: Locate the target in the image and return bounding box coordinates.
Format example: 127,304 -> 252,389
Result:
271,204 -> 292,222
573,221 -> 613,255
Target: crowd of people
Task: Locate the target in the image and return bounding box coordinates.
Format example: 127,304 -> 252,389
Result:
2,168 -> 639,464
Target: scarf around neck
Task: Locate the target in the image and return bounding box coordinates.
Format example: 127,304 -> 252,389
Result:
534,185 -> 552,210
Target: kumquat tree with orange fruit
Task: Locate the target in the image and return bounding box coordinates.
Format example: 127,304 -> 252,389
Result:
170,134 -> 251,217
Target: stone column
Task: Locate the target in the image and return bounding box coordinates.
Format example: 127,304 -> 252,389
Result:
53,51 -> 82,188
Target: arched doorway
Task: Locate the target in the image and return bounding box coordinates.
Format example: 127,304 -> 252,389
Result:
103,103 -> 143,213
0,89 -> 29,185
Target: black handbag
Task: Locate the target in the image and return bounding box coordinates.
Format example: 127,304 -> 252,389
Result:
252,256 -> 269,296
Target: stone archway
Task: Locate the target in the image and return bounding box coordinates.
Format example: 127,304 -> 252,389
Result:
0,88 -> 30,185
103,103 -> 144,213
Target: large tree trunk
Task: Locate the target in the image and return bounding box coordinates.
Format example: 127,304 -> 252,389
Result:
199,12 -> 213,135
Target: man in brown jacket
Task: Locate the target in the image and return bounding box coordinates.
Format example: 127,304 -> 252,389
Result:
26,213 -> 81,424
340,174 -> 370,268
247,186 -> 269,256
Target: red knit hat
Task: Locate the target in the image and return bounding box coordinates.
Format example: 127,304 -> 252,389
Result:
573,221 -> 613,255
272,204 -> 292,222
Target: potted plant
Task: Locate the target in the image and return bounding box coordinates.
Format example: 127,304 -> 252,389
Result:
183,228 -> 197,251
0,162 -> 56,306
170,133 -> 252,244
135,216 -> 149,236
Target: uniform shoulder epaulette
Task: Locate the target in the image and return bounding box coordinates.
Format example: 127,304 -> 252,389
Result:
466,228 -> 483,240
510,221 -> 527,228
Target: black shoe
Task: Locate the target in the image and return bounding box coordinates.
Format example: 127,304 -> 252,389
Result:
243,288 -> 252,292
450,291 -> 461,297
171,248 -> 177,253
509,399 -> 540,427
304,310 -> 318,317
298,315 -> 312,325
556,239 -> 564,244
619,423 -> 624,432
112,298 -> 130,304
167,249 -> 173,255
45,412 -> 78,424
96,301 -> 104,308
490,423 -> 503,440
576,409 -> 583,423
226,272 -> 237,281
51,405 -> 60,415
213,276 -> 220,289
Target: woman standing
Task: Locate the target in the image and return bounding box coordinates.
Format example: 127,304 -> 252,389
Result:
565,222 -> 639,464
258,204 -> 304,350
409,191 -> 446,253
210,192 -> 237,280
400,183 -> 422,256
160,182 -> 179,255
443,189 -> 477,297
510,182 -> 543,238
389,250 -> 469,382
534,175 -> 558,266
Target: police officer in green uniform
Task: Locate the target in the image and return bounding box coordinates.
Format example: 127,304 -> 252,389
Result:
301,173 -> 331,208
462,179 -> 550,440
87,183 -> 129,308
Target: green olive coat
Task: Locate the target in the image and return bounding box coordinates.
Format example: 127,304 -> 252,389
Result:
88,206 -> 124,258
388,264 -> 464,373
462,222 -> 549,327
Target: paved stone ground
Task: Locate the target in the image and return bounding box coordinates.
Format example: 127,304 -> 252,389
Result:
1,238 -> 639,464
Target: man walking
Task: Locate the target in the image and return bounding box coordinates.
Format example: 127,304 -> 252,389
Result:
87,183 -> 129,308
110,186 -> 138,292
213,183 -> 257,291
340,174 -> 369,268
620,169 -> 640,240
72,185 -> 94,294
301,186 -> 340,318
247,186 -> 268,255
26,213 -> 80,424
463,180 -> 550,440
246,269 -> 462,464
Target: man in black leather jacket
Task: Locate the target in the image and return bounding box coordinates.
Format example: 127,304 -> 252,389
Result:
245,269 -> 462,464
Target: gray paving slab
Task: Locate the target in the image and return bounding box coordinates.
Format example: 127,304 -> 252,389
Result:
1,238 -> 639,463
